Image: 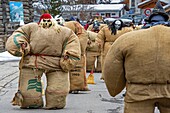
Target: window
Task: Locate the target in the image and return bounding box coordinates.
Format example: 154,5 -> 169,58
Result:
105,13 -> 110,18
131,0 -> 135,7
101,13 -> 105,16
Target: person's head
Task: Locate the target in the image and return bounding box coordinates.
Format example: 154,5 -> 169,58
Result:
109,19 -> 123,35
54,15 -> 65,25
147,1 -> 169,24
92,20 -> 100,33
39,13 -> 53,28
114,19 -> 123,30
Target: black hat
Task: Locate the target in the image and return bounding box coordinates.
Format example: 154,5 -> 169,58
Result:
148,0 -> 169,23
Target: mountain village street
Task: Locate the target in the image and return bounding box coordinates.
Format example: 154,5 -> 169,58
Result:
0,60 -> 160,113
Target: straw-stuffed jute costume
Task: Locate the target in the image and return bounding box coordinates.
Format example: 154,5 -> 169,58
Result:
104,1 -> 170,113
63,21 -> 90,92
96,20 -> 133,80
6,13 -> 81,109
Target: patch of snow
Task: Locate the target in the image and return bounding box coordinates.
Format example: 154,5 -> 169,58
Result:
0,51 -> 21,62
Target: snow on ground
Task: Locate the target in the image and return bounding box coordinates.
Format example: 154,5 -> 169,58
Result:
0,51 -> 21,62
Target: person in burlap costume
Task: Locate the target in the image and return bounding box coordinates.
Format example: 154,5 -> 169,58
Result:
96,19 -> 133,80
87,19 -> 106,32
104,1 -> 170,113
6,13 -> 81,109
63,20 -> 90,92
86,30 -> 102,72
86,20 -> 106,73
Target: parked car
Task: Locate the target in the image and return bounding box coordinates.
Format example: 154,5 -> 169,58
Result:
104,18 -> 116,23
120,14 -> 146,25
120,18 -> 132,26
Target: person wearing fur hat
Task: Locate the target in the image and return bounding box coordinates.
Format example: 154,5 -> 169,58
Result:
104,1 -> 170,113
6,13 -> 81,109
96,19 -> 133,80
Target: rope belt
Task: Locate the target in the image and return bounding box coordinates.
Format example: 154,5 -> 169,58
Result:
127,81 -> 170,85
28,53 -> 56,68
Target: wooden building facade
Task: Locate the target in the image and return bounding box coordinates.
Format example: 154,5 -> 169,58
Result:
138,0 -> 170,16
0,0 -> 38,52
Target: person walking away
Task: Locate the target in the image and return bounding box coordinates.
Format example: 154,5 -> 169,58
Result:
86,30 -> 102,73
86,20 -> 105,73
96,19 -> 133,80
104,1 -> 170,113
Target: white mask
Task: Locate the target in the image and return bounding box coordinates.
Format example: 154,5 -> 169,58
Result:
40,19 -> 52,28
115,20 -> 121,29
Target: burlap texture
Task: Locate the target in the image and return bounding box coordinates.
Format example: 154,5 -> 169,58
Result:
45,70 -> 69,108
104,25 -> 170,102
86,31 -> 101,52
124,98 -> 170,113
97,26 -> 133,79
19,68 -> 44,108
64,21 -> 88,55
6,32 -> 30,57
86,51 -> 96,71
87,31 -> 97,41
86,31 -> 101,72
45,95 -> 66,109
87,24 -> 106,31
86,51 -> 101,72
6,22 -> 81,109
6,23 -> 81,72
69,55 -> 89,91
78,29 -> 88,55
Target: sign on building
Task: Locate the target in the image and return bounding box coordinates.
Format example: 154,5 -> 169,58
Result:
9,1 -> 24,22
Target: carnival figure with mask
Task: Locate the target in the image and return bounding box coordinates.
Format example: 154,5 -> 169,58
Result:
104,1 -> 170,113
96,19 -> 133,80
6,13 -> 81,110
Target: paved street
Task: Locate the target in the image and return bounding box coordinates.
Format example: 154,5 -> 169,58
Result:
0,61 -> 159,113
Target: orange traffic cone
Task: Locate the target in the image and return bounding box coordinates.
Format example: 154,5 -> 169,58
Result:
87,70 -> 95,84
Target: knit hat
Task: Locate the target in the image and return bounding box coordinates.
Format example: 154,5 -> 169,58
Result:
147,1 -> 169,23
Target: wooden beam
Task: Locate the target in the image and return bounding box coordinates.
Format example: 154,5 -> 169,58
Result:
138,0 -> 167,9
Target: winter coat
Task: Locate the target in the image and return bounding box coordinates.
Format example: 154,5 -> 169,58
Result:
104,25 -> 170,102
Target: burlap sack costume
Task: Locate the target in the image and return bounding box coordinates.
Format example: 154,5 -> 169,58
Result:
96,26 -> 133,80
86,31 -> 101,72
104,25 -> 170,113
6,14 -> 81,109
63,21 -> 89,92
87,23 -> 106,32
